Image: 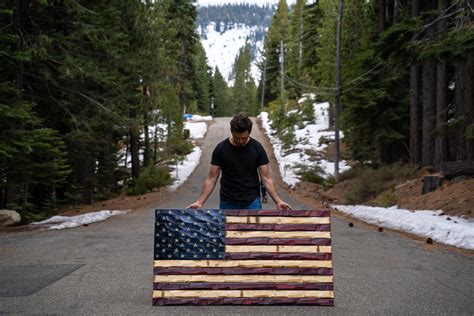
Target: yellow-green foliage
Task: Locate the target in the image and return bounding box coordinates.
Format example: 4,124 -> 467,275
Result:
345,163 -> 416,204
127,165 -> 172,196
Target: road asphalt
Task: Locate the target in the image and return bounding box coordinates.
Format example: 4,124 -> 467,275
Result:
0,117 -> 472,315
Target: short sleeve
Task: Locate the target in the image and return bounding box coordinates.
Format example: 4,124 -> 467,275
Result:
256,141 -> 269,166
211,144 -> 222,166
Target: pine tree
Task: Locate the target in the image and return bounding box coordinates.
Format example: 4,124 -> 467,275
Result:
212,67 -> 232,116
261,0 -> 289,106
231,41 -> 258,115
194,41 -> 212,114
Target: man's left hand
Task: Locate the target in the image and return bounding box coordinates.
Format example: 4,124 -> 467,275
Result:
277,201 -> 293,210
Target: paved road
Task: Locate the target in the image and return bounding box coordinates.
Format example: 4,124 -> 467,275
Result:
0,118 -> 473,315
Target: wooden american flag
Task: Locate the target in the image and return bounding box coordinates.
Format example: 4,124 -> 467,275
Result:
153,209 -> 334,305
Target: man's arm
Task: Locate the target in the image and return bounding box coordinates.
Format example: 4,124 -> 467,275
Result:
258,164 -> 293,210
187,165 -> 221,209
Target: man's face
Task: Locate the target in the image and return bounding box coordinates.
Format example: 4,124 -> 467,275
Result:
231,130 -> 250,147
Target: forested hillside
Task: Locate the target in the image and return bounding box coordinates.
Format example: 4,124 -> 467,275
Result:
197,3 -> 274,42
0,0 -> 211,222
260,0 -> 473,166
197,3 -> 274,83
197,4 -> 274,117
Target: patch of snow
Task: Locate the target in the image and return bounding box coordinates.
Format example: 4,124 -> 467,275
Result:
332,204 -> 474,250
185,121 -> 208,139
258,99 -> 351,187
167,146 -> 203,191
190,115 -> 213,122
31,210 -> 130,230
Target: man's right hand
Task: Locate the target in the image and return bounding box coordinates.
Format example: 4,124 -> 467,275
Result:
186,202 -> 202,209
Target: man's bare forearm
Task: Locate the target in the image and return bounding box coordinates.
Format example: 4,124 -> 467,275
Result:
195,178 -> 218,205
262,177 -> 283,204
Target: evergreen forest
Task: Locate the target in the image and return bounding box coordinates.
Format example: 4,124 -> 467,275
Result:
259,0 -> 473,166
1,0 -> 209,222
1,0 -> 473,223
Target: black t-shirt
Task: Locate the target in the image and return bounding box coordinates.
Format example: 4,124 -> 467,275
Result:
211,137 -> 269,204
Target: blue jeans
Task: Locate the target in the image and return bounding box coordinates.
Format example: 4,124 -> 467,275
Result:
219,197 -> 262,210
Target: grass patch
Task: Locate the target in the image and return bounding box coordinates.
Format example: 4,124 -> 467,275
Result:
297,165 -> 335,189
126,165 -> 172,196
344,163 -> 417,204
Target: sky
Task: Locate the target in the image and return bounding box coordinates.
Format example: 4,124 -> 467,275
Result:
197,0 -> 296,6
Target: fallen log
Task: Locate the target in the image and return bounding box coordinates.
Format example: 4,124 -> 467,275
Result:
437,161 -> 474,180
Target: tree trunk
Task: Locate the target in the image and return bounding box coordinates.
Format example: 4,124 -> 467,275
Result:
14,0 -> 23,94
379,0 -> 386,32
422,175 -> 444,195
409,0 -> 421,165
412,0 -> 420,18
465,53 -> 474,160
21,182 -> 28,223
129,107 -> 140,179
393,0 -> 400,24
328,103 -> 334,129
97,141 -> 115,194
422,63 -> 436,166
410,65 -> 422,164
455,62 -> 467,160
434,62 -> 448,165
130,128 -> 140,179
153,121 -> 158,165
143,111 -> 150,168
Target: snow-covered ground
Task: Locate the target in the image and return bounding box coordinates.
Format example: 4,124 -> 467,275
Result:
167,146 -> 203,191
333,205 -> 474,250
197,0 -> 296,7
31,210 -> 130,230
258,100 -> 351,186
200,22 -> 263,83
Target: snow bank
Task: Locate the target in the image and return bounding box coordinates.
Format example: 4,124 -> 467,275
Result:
185,121 -> 208,139
258,100 -> 351,187
332,204 -> 474,250
32,210 -> 130,230
190,115 -> 213,122
167,146 -> 202,191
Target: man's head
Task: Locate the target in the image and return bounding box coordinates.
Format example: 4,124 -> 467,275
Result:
230,113 -> 252,147
230,113 -> 253,134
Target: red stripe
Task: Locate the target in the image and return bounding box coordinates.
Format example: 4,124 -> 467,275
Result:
153,282 -> 334,291
224,252 -> 332,260
154,267 -> 333,275
226,223 -> 331,231
225,237 -> 331,246
225,210 -> 330,217
153,297 -> 334,306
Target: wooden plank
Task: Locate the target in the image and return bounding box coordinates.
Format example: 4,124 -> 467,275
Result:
225,237 -> 332,245
154,259 -> 333,268
153,290 -> 334,298
225,210 -> 331,217
153,297 -> 335,305
225,245 -> 331,253
227,216 -> 330,224
153,275 -> 334,283
223,253 -> 332,260
153,282 -> 334,291
154,267 -> 333,275
226,231 -> 331,239
226,224 -> 332,231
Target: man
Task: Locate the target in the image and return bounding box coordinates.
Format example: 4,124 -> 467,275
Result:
187,114 -> 292,210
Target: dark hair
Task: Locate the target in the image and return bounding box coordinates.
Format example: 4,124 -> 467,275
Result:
230,113 -> 253,133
